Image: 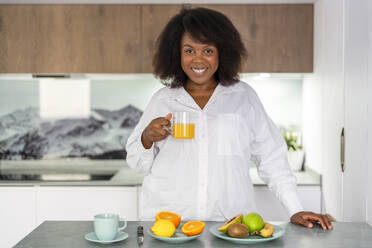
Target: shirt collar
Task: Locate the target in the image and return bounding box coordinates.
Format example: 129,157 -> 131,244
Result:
163,82 -> 240,99
158,82 -> 242,109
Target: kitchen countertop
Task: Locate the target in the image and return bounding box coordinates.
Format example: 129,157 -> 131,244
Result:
14,221 -> 372,248
0,160 -> 320,186
0,160 -> 143,186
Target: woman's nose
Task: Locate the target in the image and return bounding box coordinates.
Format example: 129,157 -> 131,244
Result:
193,51 -> 205,61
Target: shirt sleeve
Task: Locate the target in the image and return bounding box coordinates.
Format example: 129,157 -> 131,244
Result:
249,92 -> 304,218
125,92 -> 161,176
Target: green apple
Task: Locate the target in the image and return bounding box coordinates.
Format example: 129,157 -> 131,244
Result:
242,212 -> 265,234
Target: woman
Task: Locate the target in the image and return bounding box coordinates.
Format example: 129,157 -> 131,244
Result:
126,7 -> 332,230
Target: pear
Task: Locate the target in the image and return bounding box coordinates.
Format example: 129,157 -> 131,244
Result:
242,212 -> 265,234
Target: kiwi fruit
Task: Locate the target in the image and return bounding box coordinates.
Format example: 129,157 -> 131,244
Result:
227,223 -> 249,238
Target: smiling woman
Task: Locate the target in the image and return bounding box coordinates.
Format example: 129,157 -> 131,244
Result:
126,6 -> 332,231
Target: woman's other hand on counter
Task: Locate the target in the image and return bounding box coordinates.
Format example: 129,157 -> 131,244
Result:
290,211 -> 334,231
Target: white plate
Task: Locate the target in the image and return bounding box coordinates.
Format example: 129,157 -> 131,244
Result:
209,224 -> 285,244
148,228 -> 202,244
85,231 -> 128,244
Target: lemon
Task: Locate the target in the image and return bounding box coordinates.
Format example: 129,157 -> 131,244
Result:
151,220 -> 176,237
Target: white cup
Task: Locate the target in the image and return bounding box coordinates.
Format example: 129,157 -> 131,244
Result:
94,213 -> 127,241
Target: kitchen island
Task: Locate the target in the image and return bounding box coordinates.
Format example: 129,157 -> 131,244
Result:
14,221 -> 372,248
1,160 -> 323,248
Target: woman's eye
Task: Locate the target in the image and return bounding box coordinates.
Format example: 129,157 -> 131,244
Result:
184,49 -> 194,54
204,49 -> 214,54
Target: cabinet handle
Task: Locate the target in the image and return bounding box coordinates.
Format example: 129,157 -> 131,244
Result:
341,127 -> 345,172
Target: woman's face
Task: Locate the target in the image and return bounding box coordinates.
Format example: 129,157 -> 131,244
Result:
180,33 -> 219,87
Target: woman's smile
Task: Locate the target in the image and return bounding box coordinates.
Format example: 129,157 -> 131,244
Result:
191,66 -> 208,75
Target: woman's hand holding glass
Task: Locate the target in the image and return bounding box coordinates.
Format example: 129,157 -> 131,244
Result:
141,114 -> 172,149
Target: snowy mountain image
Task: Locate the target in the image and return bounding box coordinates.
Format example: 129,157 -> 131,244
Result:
0,105 -> 142,160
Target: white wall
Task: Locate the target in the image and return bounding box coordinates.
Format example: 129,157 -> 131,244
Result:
0,80 -> 39,116
91,77 -> 164,111
240,75 -> 303,128
302,75 -> 322,174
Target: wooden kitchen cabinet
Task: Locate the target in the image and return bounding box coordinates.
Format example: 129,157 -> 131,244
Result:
0,5 -> 142,73
0,4 -> 313,73
142,4 -> 313,73
141,5 -> 182,73
207,4 -> 313,73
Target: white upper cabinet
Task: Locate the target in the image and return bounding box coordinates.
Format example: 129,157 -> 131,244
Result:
342,0 -> 369,222
318,0 -> 344,221
311,0 -> 369,221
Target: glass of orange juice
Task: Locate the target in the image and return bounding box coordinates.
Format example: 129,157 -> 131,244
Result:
172,112 -> 195,139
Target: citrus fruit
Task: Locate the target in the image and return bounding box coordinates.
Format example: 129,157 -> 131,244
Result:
242,212 -> 265,234
156,211 -> 181,228
151,219 -> 176,237
181,221 -> 205,236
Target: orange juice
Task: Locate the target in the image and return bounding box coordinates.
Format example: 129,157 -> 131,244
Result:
173,123 -> 195,139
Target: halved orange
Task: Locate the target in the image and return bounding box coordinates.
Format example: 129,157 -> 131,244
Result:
181,221 -> 205,236
156,211 -> 181,228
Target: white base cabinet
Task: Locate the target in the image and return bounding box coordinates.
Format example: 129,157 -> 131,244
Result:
0,186 -> 138,248
136,186 -> 321,221
254,186 -> 321,221
1,185 -> 320,248
0,187 -> 37,248
37,186 -> 138,225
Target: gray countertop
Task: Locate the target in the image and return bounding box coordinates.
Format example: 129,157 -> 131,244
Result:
0,160 -> 320,186
14,221 -> 372,248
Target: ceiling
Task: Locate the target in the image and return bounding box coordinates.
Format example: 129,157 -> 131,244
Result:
0,0 -> 317,4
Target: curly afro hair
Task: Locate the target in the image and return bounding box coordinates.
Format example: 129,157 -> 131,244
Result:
153,7 -> 247,88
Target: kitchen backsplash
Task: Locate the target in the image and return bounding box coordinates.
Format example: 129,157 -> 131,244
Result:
0,73 -> 302,162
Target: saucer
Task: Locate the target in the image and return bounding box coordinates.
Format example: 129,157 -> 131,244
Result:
85,231 -> 128,244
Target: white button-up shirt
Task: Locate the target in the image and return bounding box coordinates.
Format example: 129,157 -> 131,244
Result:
126,82 -> 303,221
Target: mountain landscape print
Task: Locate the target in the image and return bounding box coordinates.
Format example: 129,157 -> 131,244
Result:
0,105 -> 143,160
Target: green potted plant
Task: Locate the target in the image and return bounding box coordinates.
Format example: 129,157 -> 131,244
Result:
281,129 -> 304,171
